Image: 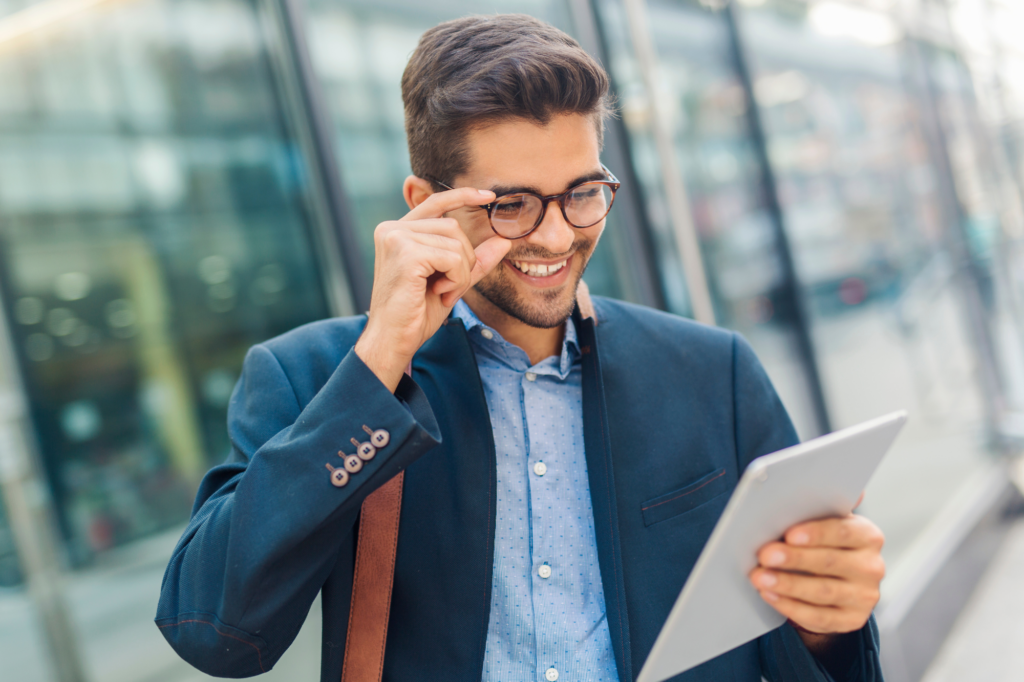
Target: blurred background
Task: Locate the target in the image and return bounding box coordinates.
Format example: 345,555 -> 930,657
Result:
0,0 -> 1023,680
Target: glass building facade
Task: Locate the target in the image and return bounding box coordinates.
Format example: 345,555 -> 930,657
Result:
0,0 -> 1022,681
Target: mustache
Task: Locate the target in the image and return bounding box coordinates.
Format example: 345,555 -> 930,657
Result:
505,236 -> 595,262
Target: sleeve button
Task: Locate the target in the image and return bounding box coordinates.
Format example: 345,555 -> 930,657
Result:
343,454 -> 364,473
351,437 -> 376,461
326,464 -> 349,487
363,425 -> 390,448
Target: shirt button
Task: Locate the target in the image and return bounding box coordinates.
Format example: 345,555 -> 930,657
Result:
545,667 -> 559,681
525,372 -> 537,382
480,328 -> 494,340
533,461 -> 547,476
538,563 -> 552,579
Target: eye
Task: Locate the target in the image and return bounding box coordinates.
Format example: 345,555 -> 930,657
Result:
494,199 -> 527,215
571,187 -> 602,199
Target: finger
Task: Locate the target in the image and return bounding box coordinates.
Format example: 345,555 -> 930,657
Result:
402,187 -> 495,221
404,219 -> 479,272
750,568 -> 873,608
406,231 -> 475,263
757,592 -> 866,635
785,515 -> 885,550
415,245 -> 471,291
758,543 -> 885,582
470,236 -> 513,287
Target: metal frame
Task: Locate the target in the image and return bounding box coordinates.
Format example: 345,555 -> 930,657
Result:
257,0 -> 368,315
568,0 -> 667,310
0,272 -> 87,682
901,36 -> 1007,441
722,1 -> 833,437
618,0 -> 717,325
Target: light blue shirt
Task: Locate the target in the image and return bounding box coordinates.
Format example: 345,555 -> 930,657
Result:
452,300 -> 619,682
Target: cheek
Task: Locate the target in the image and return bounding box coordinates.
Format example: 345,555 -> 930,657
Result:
574,224 -> 604,260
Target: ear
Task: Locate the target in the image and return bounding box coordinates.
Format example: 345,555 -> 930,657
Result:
403,175 -> 435,211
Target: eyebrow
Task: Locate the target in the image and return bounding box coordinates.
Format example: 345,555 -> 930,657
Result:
486,168 -> 608,198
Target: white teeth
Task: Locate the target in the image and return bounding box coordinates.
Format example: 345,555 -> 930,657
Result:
512,259 -> 567,277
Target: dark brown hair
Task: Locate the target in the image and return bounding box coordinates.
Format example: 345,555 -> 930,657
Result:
401,14 -> 613,185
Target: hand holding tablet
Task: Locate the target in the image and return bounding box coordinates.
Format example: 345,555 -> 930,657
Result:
749,498 -> 887,649
637,411 -> 907,682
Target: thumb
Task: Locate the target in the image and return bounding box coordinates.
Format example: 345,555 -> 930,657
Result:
470,236 -> 512,286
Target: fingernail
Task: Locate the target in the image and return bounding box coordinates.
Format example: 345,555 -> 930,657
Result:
765,550 -> 786,566
790,531 -> 809,546
757,572 -> 777,588
478,189 -> 494,197
763,591 -> 779,602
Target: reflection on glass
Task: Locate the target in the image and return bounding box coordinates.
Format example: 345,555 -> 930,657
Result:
738,3 -> 1005,570
303,0 -> 628,300
0,1 -> 336,679
594,0 -> 823,437
0,0 -> 331,564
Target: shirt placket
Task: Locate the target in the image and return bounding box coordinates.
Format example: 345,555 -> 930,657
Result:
523,362 -> 566,682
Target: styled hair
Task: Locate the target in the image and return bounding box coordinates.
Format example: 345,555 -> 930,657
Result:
401,14 -> 613,185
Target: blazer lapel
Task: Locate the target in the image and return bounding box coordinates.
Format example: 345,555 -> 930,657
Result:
576,303 -> 633,681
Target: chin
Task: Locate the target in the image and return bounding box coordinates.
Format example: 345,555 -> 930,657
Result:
475,269 -> 583,329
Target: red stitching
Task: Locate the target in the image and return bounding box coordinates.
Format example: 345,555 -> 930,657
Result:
642,470 -> 726,511
158,619 -> 266,673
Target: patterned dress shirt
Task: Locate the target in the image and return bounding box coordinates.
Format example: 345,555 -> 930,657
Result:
452,300 -> 619,682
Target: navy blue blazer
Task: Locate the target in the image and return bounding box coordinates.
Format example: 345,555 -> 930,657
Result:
156,296 -> 883,681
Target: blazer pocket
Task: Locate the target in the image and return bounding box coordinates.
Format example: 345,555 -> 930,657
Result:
641,468 -> 729,527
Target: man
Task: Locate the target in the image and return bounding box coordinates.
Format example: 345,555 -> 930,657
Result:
157,14 -> 886,682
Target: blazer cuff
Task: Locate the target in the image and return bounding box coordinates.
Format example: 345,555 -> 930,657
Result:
764,617 -> 882,682
234,346 -> 442,527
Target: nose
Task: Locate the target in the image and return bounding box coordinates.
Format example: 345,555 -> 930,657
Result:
525,199 -> 576,254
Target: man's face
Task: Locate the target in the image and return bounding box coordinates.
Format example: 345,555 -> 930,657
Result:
450,114 -> 606,329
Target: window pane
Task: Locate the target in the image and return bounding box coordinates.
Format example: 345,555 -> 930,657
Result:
0,0 -> 335,679
594,0 -> 824,437
738,3 -> 1004,570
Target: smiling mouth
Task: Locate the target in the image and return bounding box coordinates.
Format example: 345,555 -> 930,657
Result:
509,258 -> 569,278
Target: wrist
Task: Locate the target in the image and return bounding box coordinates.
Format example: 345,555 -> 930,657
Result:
354,331 -> 412,394
794,625 -> 860,681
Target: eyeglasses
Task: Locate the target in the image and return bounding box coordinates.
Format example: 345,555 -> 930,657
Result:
430,165 -> 621,240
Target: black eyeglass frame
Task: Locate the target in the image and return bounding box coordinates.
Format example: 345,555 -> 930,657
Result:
429,164 -> 621,239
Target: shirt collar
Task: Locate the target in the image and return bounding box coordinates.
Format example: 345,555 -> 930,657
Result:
451,300 -> 580,378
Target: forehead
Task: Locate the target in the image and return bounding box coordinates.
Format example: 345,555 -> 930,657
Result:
460,114 -> 602,193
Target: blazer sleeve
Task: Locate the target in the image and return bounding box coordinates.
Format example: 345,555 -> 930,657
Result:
731,333 -> 884,682
155,343 -> 441,678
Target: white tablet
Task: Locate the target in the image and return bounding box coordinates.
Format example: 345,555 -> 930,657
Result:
637,411 -> 908,682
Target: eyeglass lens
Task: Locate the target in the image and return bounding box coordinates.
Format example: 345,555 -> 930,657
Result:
490,182 -> 614,238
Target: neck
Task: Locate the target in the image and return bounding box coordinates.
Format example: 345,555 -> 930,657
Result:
461,290 -> 566,366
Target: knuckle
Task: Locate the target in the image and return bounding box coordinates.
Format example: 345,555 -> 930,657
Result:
442,217 -> 460,232
873,556 -> 887,581
382,228 -> 404,249
817,580 -> 837,603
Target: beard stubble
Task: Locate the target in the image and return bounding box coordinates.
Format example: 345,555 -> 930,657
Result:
472,235 -> 596,329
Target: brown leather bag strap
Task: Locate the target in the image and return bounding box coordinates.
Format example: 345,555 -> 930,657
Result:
340,363 -> 410,682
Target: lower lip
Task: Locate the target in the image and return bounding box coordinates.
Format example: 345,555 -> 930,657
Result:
504,254 -> 574,288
